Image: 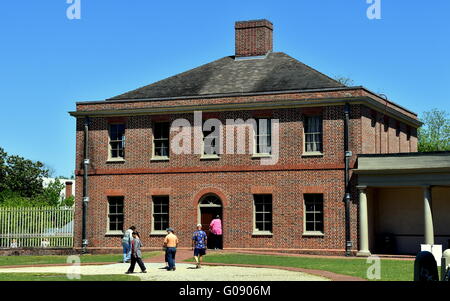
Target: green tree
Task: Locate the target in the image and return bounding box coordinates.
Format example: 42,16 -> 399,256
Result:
61,195 -> 75,207
418,109 -> 450,152
0,148 -> 7,191
3,155 -> 49,197
36,179 -> 65,206
0,147 -> 50,200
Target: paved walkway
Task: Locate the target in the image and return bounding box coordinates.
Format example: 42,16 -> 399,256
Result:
0,249 -> 365,281
0,262 -> 329,281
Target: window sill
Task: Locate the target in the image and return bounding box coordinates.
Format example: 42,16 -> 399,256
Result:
151,156 -> 170,162
301,152 -> 323,157
302,231 -> 324,237
252,231 -> 273,236
251,153 -> 272,159
105,231 -> 124,236
200,155 -> 220,160
150,231 -> 167,236
106,158 -> 125,163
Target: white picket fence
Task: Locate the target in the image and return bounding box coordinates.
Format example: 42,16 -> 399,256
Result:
0,206 -> 74,249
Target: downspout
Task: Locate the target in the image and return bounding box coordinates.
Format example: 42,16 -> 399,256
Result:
82,116 -> 90,253
344,103 -> 352,256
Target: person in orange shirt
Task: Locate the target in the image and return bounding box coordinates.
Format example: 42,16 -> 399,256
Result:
163,227 -> 179,271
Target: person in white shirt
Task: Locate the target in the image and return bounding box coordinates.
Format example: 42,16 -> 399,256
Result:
10,239 -> 18,248
121,226 -> 135,263
41,238 -> 50,248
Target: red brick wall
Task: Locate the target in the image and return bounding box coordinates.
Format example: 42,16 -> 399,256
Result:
77,170 -> 351,250
360,106 -> 418,155
73,102 -> 418,254
74,106 -> 360,252
76,88 -> 418,120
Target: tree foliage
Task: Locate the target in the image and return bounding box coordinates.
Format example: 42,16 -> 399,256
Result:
418,109 -> 450,152
0,147 -> 72,207
35,179 -> 66,206
333,76 -> 354,86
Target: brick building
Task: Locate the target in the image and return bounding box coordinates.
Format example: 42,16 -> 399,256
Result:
70,20 -> 431,256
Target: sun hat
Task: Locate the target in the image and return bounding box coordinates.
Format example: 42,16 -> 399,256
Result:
196,224 -> 202,227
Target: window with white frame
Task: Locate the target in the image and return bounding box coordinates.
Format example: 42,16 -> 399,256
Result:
304,194 -> 324,233
254,194 -> 272,233
203,122 -> 220,156
304,116 -> 322,153
108,196 -> 124,232
152,196 -> 169,231
153,122 -> 170,158
255,118 -> 272,154
109,124 -> 125,159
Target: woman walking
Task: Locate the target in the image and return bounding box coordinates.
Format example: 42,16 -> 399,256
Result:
209,215 -> 222,250
126,232 -> 147,274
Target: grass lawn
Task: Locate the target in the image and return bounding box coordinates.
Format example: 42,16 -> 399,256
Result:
193,253 -> 414,281
0,251 -> 162,267
0,273 -> 140,281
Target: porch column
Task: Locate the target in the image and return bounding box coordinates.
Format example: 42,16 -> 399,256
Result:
423,186 -> 434,245
357,186 -> 371,256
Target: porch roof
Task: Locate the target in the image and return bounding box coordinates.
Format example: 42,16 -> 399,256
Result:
355,152 -> 450,187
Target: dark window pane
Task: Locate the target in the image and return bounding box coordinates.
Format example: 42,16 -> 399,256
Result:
153,196 -> 169,231
305,222 -> 315,231
203,125 -> 220,155
154,123 -> 170,157
109,124 -> 125,158
108,197 -> 124,231
162,220 -> 169,230
264,213 -> 272,222
305,202 -> 314,211
256,213 -> 264,221
304,194 -> 324,232
305,213 -> 315,222
315,222 -> 324,232
254,194 -> 272,232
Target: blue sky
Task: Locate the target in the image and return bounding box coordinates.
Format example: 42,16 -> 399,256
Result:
0,0 -> 449,177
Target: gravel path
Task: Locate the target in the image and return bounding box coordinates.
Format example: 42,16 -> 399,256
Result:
0,262 -> 329,281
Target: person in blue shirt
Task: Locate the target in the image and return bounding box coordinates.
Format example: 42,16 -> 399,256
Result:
192,224 -> 207,268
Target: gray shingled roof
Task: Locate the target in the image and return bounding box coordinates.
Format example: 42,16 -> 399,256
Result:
108,52 -> 344,100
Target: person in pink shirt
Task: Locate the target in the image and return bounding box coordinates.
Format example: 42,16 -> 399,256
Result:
209,215 -> 222,250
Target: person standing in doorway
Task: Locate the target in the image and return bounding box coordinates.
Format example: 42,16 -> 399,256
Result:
126,232 -> 147,274
122,226 -> 135,263
164,228 -> 179,271
192,224 -> 207,268
209,215 -> 222,250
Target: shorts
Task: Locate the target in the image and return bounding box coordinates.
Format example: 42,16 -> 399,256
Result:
194,248 -> 206,256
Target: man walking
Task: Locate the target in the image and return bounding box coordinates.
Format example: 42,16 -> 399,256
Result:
122,226 -> 135,263
209,215 -> 222,250
192,224 -> 207,268
164,228 -> 178,271
126,232 -> 147,274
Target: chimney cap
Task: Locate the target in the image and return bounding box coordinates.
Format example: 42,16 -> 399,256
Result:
235,19 -> 273,30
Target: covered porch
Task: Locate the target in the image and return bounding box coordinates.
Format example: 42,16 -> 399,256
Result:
354,152 -> 450,256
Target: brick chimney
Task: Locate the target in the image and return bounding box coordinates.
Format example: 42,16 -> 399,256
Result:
235,19 -> 273,57
65,181 -> 73,198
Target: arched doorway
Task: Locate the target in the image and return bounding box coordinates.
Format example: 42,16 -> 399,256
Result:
198,194 -> 223,249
